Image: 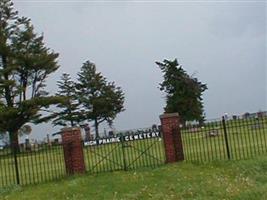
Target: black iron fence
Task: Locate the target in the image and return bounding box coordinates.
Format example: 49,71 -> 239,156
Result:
181,115 -> 267,162
0,128 -> 165,188
0,144 -> 66,187
1,112 -> 267,188
83,128 -> 165,174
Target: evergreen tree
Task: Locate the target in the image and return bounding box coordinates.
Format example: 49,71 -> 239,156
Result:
52,73 -> 80,127
156,59 -> 207,123
76,61 -> 125,139
0,0 -> 60,150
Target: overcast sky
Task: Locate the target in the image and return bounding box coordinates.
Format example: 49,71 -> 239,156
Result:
12,0 -> 266,140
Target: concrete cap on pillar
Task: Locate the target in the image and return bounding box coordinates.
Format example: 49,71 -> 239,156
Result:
61,127 -> 81,132
159,113 -> 179,119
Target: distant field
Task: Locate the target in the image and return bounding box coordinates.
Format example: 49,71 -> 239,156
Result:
1,156 -> 267,200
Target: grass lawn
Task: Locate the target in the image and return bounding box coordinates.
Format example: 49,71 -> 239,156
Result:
1,156 -> 267,200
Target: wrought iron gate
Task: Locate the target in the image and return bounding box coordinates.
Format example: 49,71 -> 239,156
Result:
83,127 -> 165,173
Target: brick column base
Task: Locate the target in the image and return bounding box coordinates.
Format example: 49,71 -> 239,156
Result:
61,127 -> 86,175
160,113 -> 184,163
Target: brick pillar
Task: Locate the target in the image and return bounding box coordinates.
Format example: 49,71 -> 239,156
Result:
61,127 -> 85,175
160,113 -> 184,163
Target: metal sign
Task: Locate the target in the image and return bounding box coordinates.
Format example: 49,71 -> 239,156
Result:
84,130 -> 161,146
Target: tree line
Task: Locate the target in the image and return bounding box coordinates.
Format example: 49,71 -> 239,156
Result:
0,0 -> 207,150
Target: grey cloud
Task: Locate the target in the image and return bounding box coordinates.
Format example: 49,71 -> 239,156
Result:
12,1 -> 266,140
209,3 -> 266,38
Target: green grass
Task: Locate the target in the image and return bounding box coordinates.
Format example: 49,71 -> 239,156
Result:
1,156 -> 267,200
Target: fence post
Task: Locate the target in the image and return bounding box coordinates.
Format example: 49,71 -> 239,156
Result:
10,132 -> 20,185
222,117 -> 231,160
160,113 -> 184,163
61,127 -> 86,175
120,134 -> 127,171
